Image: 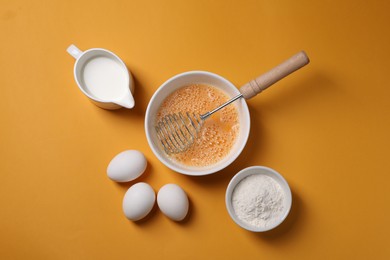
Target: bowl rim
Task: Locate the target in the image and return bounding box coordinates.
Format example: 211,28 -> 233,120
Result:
225,166 -> 293,232
144,70 -> 250,176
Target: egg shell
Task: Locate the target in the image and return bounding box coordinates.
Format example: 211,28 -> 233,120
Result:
123,182 -> 155,221
157,184 -> 189,221
107,150 -> 147,182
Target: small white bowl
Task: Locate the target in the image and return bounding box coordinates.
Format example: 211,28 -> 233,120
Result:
225,166 -> 292,232
145,71 -> 250,176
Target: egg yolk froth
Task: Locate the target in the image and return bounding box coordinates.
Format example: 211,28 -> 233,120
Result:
156,84 -> 239,167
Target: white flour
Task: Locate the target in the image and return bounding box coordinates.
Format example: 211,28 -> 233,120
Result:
232,174 -> 285,228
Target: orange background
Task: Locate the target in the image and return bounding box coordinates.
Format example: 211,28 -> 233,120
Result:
1,0 -> 389,259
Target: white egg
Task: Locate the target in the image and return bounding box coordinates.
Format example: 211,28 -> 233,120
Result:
107,150 -> 147,182
123,182 -> 155,221
157,184 -> 189,221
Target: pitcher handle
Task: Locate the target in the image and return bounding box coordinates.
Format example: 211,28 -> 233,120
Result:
67,44 -> 83,59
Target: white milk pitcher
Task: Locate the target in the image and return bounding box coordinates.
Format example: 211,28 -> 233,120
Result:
67,44 -> 135,110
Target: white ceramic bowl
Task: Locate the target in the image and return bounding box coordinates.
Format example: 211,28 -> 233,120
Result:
225,166 -> 292,232
145,71 -> 250,176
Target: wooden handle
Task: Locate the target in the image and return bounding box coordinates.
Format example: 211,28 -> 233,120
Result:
239,51 -> 310,99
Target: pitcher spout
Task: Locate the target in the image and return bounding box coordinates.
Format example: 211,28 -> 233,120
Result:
115,94 -> 135,109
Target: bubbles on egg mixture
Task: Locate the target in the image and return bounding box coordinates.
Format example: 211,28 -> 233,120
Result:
156,84 -> 240,167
